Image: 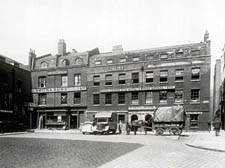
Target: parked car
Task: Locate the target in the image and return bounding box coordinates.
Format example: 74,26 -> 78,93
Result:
80,121 -> 97,134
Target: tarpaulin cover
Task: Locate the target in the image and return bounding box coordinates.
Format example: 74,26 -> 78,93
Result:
95,112 -> 113,118
154,106 -> 184,122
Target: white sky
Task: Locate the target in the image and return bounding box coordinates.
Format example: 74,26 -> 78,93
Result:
0,0 -> 224,66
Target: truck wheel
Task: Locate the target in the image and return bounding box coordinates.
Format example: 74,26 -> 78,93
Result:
156,128 -> 164,136
170,127 -> 180,135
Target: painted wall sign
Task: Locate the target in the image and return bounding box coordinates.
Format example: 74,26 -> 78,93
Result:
47,71 -> 67,75
32,86 -> 87,93
108,65 -> 124,72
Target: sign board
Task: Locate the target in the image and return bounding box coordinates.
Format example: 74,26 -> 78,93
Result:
47,71 -> 67,75
186,112 -> 203,114
0,110 -> 13,113
32,86 -> 87,93
108,65 -> 124,72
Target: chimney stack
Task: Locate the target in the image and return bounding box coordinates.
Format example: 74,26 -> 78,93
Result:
58,39 -> 66,56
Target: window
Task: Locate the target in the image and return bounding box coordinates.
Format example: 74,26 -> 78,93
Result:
74,92 -> 81,104
146,71 -> 153,83
176,52 -> 183,58
38,76 -> 46,88
131,92 -> 139,105
175,90 -> 183,103
105,93 -> 112,105
120,58 -> 126,63
61,75 -> 68,86
118,93 -> 125,104
133,57 -> 139,62
118,73 -> 126,84
93,75 -> 100,86
159,91 -> 167,103
16,80 -> 22,93
160,54 -> 168,60
93,94 -> 100,105
62,59 -> 69,66
132,72 -> 139,84
191,89 -> 200,102
95,60 -> 102,65
192,67 -> 200,80
175,69 -> 184,81
39,94 -> 46,105
41,62 -> 48,69
190,114 -> 199,128
74,74 -> 81,86
160,70 -> 168,82
105,74 -> 112,85
146,55 -> 154,61
107,59 -> 113,64
145,92 -> 153,104
61,93 -> 67,104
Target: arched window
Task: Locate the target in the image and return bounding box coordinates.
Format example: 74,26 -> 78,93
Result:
41,61 -> 48,69
131,114 -> 138,122
145,114 -> 152,121
75,58 -> 83,65
62,59 -> 70,66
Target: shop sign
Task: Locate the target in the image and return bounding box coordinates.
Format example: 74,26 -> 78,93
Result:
32,86 -> 86,93
128,106 -> 155,111
101,86 -> 175,93
108,65 -> 124,72
0,109 -> 13,113
47,71 -> 67,75
186,112 -> 203,114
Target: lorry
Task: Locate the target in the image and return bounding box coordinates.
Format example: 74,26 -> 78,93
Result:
131,105 -> 185,136
94,112 -> 117,134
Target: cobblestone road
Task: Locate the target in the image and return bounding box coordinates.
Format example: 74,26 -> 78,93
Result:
1,133 -> 225,168
0,137 -> 142,168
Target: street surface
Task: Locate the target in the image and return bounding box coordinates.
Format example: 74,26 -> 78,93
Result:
0,132 -> 225,168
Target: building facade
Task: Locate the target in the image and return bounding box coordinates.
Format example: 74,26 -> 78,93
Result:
0,55 -> 32,132
31,32 -> 211,130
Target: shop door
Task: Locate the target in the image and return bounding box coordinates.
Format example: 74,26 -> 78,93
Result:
70,115 -> 78,129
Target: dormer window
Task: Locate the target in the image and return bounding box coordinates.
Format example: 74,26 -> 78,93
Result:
95,60 -> 102,65
160,54 -> 168,60
41,61 -> 48,69
133,57 -> 140,62
107,59 -> 113,64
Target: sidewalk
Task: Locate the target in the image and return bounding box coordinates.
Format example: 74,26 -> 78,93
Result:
182,130 -> 225,152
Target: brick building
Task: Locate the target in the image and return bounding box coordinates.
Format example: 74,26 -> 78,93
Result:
31,31 -> 211,130
86,31 -> 211,130
0,55 -> 32,132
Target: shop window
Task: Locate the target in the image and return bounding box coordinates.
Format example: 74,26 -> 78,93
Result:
119,58 -> 126,63
105,74 -> 112,85
93,75 -> 100,86
107,59 -> 113,64
131,92 -> 139,105
74,74 -> 81,86
160,70 -> 168,82
74,92 -> 81,104
132,72 -> 139,84
192,67 -> 200,80
41,61 -> 48,69
146,71 -> 153,83
95,60 -> 102,65
175,90 -> 183,103
191,89 -> 200,102
61,75 -> 68,87
133,57 -> 140,62
190,114 -> 199,128
39,94 -> 46,105
61,93 -> 67,104
38,76 -> 46,88
93,94 -> 100,105
145,92 -> 153,104
118,93 -> 125,104
105,93 -> 112,105
159,91 -> 167,103
118,114 -> 125,123
175,69 -> 184,81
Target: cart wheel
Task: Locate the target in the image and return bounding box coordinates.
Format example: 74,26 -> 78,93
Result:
170,127 -> 180,135
156,128 -> 164,136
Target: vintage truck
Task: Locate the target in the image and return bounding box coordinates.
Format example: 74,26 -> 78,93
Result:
131,105 -> 185,136
94,112 -> 117,134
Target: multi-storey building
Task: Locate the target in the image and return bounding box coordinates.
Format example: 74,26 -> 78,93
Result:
30,40 -> 98,129
31,31 -> 211,130
0,55 -> 32,132
86,31 -> 211,130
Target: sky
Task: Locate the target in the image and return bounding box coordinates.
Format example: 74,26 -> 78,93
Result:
0,0 -> 225,67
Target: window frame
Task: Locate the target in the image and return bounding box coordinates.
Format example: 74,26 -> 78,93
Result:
118,73 -> 126,85
118,92 -> 126,105
105,74 -> 112,86
60,93 -> 68,104
74,92 -> 81,104
38,76 -> 46,88
132,72 -> 139,84
146,71 -> 153,83
105,93 -> 112,105
160,70 -> 168,83
159,91 -> 167,103
38,93 -> 47,105
93,94 -> 100,105
131,92 -> 139,105
191,89 -> 200,102
74,74 -> 81,86
61,75 -> 68,87
93,75 -> 100,86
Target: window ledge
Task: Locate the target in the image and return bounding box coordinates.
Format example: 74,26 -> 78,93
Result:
175,81 -> 184,83
38,104 -> 46,106
93,104 -> 100,106
191,79 -> 200,82
105,104 -> 112,106
159,82 -> 168,84
118,104 -> 126,106
190,101 -> 200,104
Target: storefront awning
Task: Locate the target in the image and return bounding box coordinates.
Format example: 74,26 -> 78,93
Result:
95,112 -> 113,118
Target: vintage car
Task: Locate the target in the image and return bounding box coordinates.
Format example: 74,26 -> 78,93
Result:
80,121 -> 97,134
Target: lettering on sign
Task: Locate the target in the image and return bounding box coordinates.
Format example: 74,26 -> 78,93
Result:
32,86 -> 87,93
47,71 -> 67,75
0,110 -> 13,113
186,112 -> 203,114
108,65 -> 124,72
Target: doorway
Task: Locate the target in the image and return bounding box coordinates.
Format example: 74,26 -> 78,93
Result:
70,115 -> 78,129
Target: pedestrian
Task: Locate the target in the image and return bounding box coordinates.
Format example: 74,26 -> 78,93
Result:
126,122 -> 131,135
213,118 -> 221,136
208,121 -> 211,132
118,120 -> 122,134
